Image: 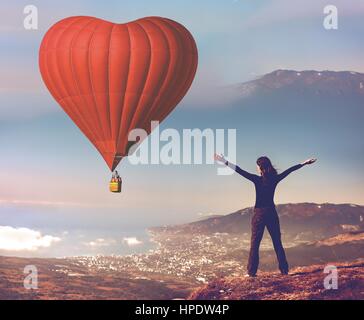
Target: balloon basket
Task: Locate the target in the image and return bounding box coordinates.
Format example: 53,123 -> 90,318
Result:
109,180 -> 122,193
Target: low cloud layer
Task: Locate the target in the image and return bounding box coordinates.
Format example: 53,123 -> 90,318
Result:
122,237 -> 142,246
84,238 -> 117,248
0,226 -> 61,251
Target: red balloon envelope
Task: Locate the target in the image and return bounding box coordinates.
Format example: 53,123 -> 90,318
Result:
39,16 -> 198,171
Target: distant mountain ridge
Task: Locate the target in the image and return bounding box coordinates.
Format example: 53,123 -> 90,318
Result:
150,203 -> 364,242
312,230 -> 364,246
235,70 -> 364,98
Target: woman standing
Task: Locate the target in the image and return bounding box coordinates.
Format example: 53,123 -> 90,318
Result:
214,154 -> 317,277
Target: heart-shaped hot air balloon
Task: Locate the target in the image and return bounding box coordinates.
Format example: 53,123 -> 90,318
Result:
39,16 -> 198,176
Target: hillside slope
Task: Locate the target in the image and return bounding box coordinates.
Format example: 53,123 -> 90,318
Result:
150,203 -> 364,243
189,262 -> 364,300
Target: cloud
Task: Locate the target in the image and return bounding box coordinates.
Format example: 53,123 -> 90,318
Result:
122,237 -> 142,246
84,238 -> 116,248
0,199 -> 80,207
0,198 -> 129,209
0,226 -> 61,251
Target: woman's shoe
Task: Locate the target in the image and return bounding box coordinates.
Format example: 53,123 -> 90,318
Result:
244,273 -> 256,278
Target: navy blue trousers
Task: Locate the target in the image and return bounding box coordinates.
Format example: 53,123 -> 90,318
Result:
247,207 -> 289,276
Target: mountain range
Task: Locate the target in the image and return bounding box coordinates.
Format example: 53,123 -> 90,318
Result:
150,203 -> 364,243
234,70 -> 364,98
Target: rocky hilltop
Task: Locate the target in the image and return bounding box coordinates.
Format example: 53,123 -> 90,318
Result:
189,261 -> 364,300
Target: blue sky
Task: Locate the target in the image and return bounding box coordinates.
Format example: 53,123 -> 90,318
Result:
0,0 -> 364,256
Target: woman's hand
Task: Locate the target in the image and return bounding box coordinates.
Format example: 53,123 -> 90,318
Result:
214,153 -> 226,164
302,158 -> 317,166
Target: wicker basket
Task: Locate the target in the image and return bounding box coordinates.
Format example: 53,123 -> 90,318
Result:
109,180 -> 122,193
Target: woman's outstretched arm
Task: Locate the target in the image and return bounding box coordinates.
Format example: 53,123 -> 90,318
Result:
277,158 -> 317,182
214,153 -> 258,182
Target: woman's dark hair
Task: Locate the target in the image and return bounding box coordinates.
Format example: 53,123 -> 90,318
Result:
256,156 -> 277,179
